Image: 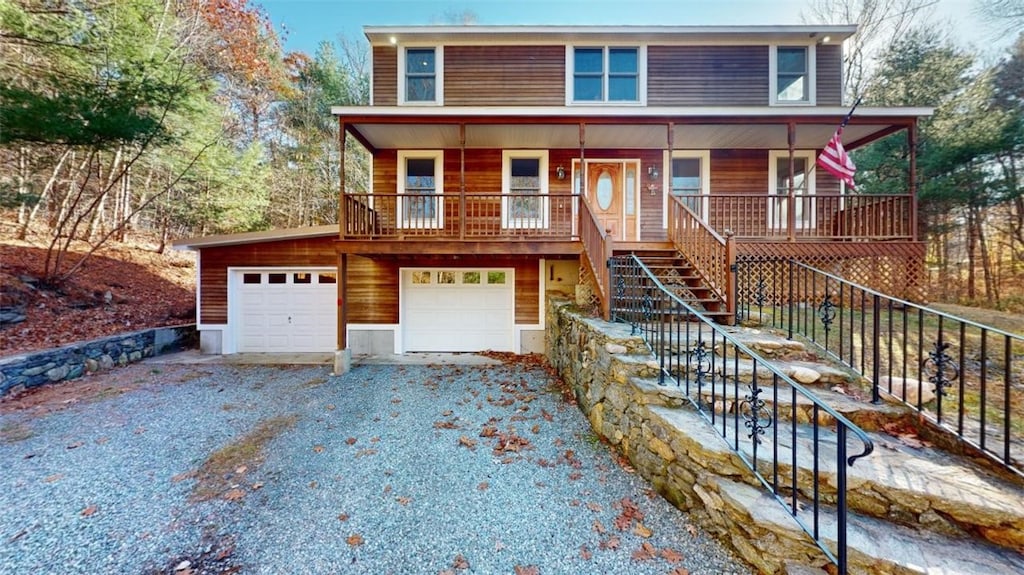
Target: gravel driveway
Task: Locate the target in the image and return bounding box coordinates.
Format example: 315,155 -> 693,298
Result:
0,357 -> 750,574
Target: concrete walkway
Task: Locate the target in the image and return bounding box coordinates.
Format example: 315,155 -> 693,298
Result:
145,350 -> 503,366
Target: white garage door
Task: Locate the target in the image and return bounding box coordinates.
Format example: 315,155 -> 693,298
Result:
236,270 -> 337,352
403,268 -> 514,352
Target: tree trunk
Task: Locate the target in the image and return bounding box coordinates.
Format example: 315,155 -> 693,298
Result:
18,149 -> 71,240
976,206 -> 996,304
966,207 -> 978,301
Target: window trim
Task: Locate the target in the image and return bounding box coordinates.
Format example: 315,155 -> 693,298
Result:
769,45 -> 816,106
501,150 -> 549,229
565,45 -> 647,105
397,150 -> 444,229
663,150 -> 711,227
398,45 -> 444,106
767,150 -> 817,231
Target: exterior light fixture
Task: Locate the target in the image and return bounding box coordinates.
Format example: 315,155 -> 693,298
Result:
556,165 -> 566,180
647,165 -> 659,180
389,36 -> 398,45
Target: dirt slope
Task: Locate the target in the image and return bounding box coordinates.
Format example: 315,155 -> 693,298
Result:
0,230 -> 195,357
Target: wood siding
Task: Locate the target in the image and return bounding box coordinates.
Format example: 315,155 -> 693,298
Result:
445,46 -> 565,106
198,237 -> 338,325
648,46 -> 769,106
373,46 -> 397,106
198,238 -> 543,326
816,44 -> 842,106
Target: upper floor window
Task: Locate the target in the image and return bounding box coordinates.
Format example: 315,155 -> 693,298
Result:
570,46 -> 642,103
399,47 -> 443,105
770,46 -> 815,105
398,150 -> 444,228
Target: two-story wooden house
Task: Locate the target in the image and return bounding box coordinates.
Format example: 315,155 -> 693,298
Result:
177,25 -> 930,373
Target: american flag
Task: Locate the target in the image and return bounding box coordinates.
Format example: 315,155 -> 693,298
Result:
817,126 -> 857,190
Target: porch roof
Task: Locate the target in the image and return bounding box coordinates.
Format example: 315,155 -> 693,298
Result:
331,106 -> 933,153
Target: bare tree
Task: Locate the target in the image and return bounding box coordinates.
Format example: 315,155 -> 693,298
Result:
802,0 -> 938,100
976,0 -> 1024,38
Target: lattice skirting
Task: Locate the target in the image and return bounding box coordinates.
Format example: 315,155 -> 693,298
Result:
735,241 -> 927,303
575,259 -> 603,314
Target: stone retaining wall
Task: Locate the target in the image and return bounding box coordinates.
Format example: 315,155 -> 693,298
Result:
0,324 -> 196,396
545,298 -> 829,574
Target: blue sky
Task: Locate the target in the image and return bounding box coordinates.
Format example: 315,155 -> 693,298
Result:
258,0 -> 1006,57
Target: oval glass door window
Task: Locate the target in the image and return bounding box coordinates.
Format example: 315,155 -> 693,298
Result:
596,172 -> 613,210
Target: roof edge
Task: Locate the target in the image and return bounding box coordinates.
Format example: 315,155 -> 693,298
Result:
173,225 -> 337,250
364,24 -> 858,43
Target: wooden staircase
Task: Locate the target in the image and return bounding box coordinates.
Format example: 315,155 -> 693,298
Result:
618,248 -> 731,324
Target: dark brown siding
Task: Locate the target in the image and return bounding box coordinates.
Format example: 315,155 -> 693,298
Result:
648,46 -> 769,106
198,237 -> 337,325
816,44 -> 842,106
445,46 -> 565,106
373,46 -> 397,106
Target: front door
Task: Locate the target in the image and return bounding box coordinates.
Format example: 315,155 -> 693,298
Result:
581,161 -> 638,241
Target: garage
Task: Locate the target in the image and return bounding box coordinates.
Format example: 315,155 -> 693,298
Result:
402,268 -> 514,352
235,269 -> 337,352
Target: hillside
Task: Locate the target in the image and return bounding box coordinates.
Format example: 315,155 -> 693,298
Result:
0,227 -> 195,357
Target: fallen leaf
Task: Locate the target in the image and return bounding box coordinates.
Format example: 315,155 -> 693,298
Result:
309,481 -> 318,489
531,424 -> 540,434
313,445 -> 325,453
442,410 -> 453,416
235,465 -> 248,474
661,548 -> 685,563
632,523 -> 653,538
223,488 -> 246,502
598,536 -> 620,550
345,437 -> 357,445
133,426 -> 146,435
686,524 -> 699,537
94,437 -> 109,445
383,485 -> 392,495
439,570 -> 456,575
452,554 -> 469,570
326,404 -> 336,410
43,473 -> 63,483
434,420 -> 459,429
477,481 -> 489,491
337,513 -> 350,522
479,425 -> 498,438
81,504 -> 98,517
513,566 -> 539,575
669,568 -> 691,575
580,544 -> 592,560
592,519 -> 607,534
67,441 -> 84,449
251,482 -> 264,490
355,449 -> 378,458
370,436 -> 381,443
630,541 -> 657,561
396,496 -> 412,506
586,502 -> 602,513
346,533 -> 364,546
458,436 -> 477,449
494,539 -> 506,551
568,471 -> 582,481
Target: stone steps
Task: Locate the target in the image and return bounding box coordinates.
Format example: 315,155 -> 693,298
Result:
648,404 -> 1024,556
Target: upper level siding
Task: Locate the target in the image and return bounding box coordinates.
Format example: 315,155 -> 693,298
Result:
372,41 -> 845,107
648,45 -> 769,106
445,45 -> 565,106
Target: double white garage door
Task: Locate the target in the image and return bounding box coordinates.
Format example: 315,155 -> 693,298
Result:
233,268 -> 514,353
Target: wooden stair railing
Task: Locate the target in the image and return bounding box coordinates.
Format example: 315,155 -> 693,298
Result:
666,195 -> 736,324
578,199 -> 614,320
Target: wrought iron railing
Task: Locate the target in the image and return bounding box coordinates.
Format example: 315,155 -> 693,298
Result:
736,257 -> 1023,479
611,255 -> 874,573
340,192 -> 579,240
673,193 -> 914,240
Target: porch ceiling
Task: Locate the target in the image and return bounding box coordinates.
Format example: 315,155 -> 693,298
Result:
342,108 -> 927,152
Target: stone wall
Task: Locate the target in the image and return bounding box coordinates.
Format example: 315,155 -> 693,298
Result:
545,298 -> 830,574
0,324 -> 196,397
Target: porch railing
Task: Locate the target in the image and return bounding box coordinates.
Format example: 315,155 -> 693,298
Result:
611,255 -> 874,573
579,198 -> 613,320
341,192 -> 580,240
666,195 -> 735,318
736,257 -> 1023,479
674,193 -> 914,240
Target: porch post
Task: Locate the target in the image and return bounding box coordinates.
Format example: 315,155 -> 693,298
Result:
908,120 -> 918,242
459,123 -> 466,240
334,253 -> 351,374
339,120 -> 347,238
666,122 -> 675,239
787,121 -> 796,241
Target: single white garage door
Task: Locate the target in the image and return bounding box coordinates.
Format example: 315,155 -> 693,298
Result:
235,270 -> 337,352
403,268 -> 514,352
